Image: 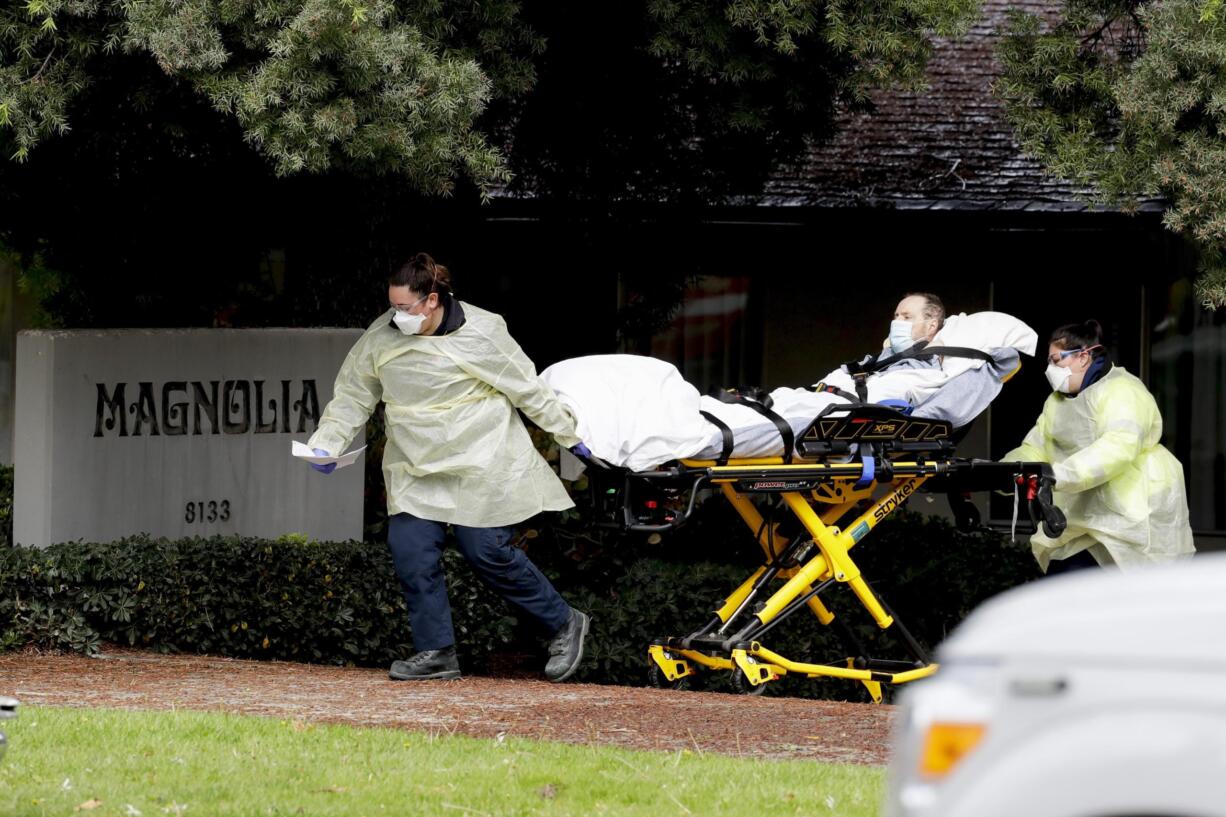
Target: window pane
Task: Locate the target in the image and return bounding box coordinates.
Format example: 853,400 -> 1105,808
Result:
1151,280 -> 1226,534
650,277 -> 754,392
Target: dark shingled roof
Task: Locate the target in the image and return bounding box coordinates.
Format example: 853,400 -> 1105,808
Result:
756,0 -> 1165,213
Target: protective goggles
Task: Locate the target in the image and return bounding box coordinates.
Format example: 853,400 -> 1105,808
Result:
1047,344 -> 1102,365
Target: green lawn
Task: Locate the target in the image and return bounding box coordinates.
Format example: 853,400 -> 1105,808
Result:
0,707 -> 885,816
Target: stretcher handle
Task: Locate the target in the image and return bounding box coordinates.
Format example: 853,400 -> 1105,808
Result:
930,459 -> 1066,537
1028,471 -> 1067,539
1005,467 -> 1066,539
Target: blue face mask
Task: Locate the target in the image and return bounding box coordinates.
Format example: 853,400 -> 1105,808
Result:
889,319 -> 916,355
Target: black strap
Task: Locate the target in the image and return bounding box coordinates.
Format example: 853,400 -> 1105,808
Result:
854,372 -> 869,402
841,344 -> 998,401
849,343 -> 996,374
710,389 -> 794,464
699,410 -> 733,466
808,381 -> 860,403
906,344 -> 995,366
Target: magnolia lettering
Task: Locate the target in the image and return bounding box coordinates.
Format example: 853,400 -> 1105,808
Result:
94,380 -> 321,438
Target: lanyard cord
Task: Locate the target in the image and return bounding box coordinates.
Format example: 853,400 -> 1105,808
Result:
1010,475 -> 1021,543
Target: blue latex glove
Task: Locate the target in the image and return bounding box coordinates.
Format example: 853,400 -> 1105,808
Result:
309,448 -> 337,475
570,442 -> 593,459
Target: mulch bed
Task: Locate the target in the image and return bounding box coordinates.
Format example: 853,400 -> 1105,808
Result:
0,647 -> 895,764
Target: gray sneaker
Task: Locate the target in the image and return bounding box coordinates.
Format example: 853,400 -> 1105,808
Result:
389,646 -> 461,681
544,608 -> 590,683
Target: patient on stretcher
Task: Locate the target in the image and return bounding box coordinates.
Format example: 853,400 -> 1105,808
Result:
541,304 -> 1037,471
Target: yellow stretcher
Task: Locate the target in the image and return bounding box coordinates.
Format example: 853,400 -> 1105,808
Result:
596,400 -> 1066,700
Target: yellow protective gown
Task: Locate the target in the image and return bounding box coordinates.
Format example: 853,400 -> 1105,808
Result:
1003,365 -> 1195,571
308,302 -> 582,528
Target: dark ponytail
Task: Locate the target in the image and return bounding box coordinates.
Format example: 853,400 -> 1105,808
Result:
1050,320 -> 1107,358
389,252 -> 453,296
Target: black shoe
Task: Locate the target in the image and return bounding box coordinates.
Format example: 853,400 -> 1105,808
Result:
544,608 -> 590,683
389,646 -> 461,681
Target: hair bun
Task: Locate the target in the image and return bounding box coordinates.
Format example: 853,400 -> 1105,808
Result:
1049,320 -> 1106,356
388,252 -> 450,293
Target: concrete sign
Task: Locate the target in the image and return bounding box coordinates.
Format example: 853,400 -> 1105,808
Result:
15,329 -> 365,547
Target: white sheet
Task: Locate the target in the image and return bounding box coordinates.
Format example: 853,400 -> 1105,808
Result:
542,355 -> 709,471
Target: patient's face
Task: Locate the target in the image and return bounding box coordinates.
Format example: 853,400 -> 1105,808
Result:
894,296 -> 938,341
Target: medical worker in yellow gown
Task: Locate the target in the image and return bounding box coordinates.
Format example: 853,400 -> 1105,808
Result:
306,253 -> 590,682
1004,320 -> 1195,574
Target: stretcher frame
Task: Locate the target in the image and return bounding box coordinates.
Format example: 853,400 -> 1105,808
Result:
601,401 -> 1065,701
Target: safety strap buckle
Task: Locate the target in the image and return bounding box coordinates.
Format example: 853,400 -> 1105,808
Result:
810,382 -> 860,403
851,372 -> 869,403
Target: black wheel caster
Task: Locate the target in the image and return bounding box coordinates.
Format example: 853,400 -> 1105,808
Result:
648,662 -> 693,691
730,668 -> 769,696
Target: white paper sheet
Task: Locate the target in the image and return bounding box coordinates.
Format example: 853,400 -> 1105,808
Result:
291,440 -> 367,470
558,447 -> 587,481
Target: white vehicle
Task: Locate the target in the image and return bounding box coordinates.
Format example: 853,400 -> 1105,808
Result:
885,554 -> 1226,817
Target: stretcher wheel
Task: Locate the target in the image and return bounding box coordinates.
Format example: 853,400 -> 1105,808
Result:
648,663 -> 692,691
730,669 -> 769,696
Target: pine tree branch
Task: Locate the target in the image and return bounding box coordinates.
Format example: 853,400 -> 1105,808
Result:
16,46 -> 56,85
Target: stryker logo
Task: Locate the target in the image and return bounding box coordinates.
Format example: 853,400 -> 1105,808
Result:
873,480 -> 918,521
94,380 -> 321,438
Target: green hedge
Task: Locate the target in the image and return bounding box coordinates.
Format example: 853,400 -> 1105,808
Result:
1,503 -> 1041,699
0,536 -> 517,671
0,466 -> 12,549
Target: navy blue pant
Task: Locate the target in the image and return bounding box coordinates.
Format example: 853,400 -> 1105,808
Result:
387,513 -> 572,652
1046,548 -> 1100,576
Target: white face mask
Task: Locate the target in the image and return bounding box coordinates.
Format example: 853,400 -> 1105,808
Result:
393,311 -> 427,336
1045,362 -> 1073,393
391,295 -> 429,336
888,319 -> 916,355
